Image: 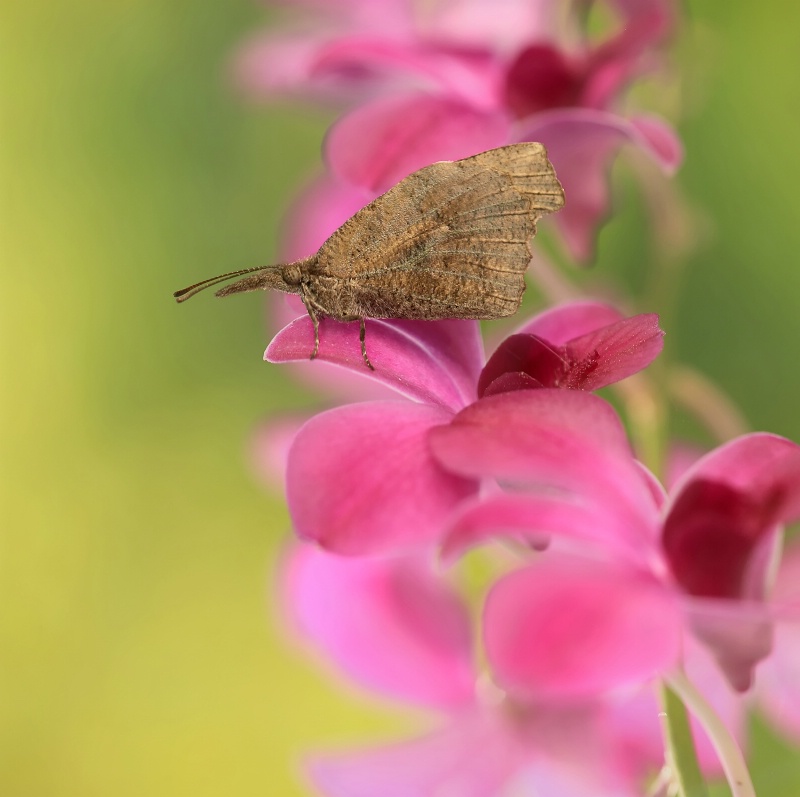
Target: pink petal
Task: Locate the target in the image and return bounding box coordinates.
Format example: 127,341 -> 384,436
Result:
682,637 -> 749,773
580,1 -> 675,110
326,92 -> 510,193
683,598 -> 774,692
312,36 -> 501,107
442,492 -> 649,565
234,4 -> 417,98
508,703 -> 646,797
307,709 -> 527,797
250,416 -> 306,488
485,556 -> 682,699
671,433 -> 800,520
480,370 -> 543,396
758,546 -> 800,739
517,108 -> 682,261
266,316 -> 482,410
516,300 -> 625,346
630,115 -> 684,173
563,313 -> 664,390
604,0 -> 676,45
279,173 -> 374,263
234,31 -> 364,102
310,696 -> 644,797
286,402 -> 477,555
283,545 -> 475,708
265,296 -> 401,403
609,636 -> 747,778
425,0 -> 561,54
476,314 -> 663,395
313,0 -> 414,31
234,30 -> 325,96
477,333 -> 567,397
429,390 -> 660,539
664,433 -> 800,601
666,441 -> 706,491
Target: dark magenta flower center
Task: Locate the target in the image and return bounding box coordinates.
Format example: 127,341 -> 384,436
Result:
662,480 -> 785,599
504,44 -> 585,119
478,333 -> 601,398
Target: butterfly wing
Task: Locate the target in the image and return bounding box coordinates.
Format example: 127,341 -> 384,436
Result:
314,142 -> 565,320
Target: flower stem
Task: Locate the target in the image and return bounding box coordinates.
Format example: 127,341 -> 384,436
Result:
664,670 -> 755,797
658,681 -> 709,797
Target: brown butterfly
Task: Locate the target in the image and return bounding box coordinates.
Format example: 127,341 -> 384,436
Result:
175,142 -> 565,369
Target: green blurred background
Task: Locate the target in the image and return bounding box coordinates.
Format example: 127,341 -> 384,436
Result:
2,2 -> 800,795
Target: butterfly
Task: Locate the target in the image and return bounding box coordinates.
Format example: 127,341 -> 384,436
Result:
175,142 -> 564,369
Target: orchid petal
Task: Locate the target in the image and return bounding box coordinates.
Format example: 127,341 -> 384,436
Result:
251,416 -> 305,488
609,636 -> 747,778
263,295 -> 404,404
430,390 -> 659,537
326,92 -> 510,193
283,545 -> 475,708
313,36 -> 501,107
664,433 -> 800,600
666,442 -> 706,491
307,710 -> 526,797
638,461 -> 668,509
671,433 -> 800,519
235,31 -> 338,99
286,402 -> 476,555
476,314 -> 662,395
515,300 -> 625,345
265,298 -> 401,403
485,557 -> 682,699
504,44 -> 584,119
562,313 -> 664,390
321,0 -> 414,31
580,0 -> 675,110
604,0 -> 676,46
517,108 -> 682,261
630,115 -> 684,173
481,370 -> 544,396
443,491 -> 654,565
477,334 -> 566,397
683,597 -> 774,692
235,2 -> 417,97
267,317 -> 482,410
757,547 -> 800,740
425,0 -> 560,54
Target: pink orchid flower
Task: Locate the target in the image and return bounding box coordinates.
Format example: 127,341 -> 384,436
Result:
239,0 -> 681,260
268,301 -> 663,556
426,389 -> 800,694
755,543 -> 800,740
282,542 -> 744,796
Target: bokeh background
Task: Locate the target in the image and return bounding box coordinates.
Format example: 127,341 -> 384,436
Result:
3,2 -> 800,796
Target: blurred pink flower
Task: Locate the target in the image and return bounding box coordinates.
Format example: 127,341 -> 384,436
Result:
239,0 -> 681,261
267,301 -> 663,555
283,542 -> 744,796
428,389 -> 800,693
755,543 -> 800,740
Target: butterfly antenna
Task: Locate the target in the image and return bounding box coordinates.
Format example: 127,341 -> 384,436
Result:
173,265 -> 274,303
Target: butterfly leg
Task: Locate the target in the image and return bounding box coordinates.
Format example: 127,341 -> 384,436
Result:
308,306 -> 321,360
337,313 -> 374,370
359,318 -> 374,371
301,286 -> 373,369
300,287 -> 324,360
